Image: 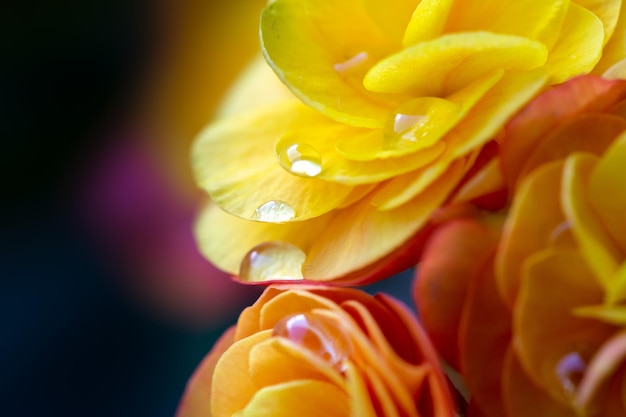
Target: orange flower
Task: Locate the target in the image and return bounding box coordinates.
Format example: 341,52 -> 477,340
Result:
415,75 -> 626,417
177,285 -> 456,417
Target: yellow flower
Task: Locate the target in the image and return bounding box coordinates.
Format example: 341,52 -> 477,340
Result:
193,0 -> 626,283
415,75 -> 626,417
177,285 -> 456,417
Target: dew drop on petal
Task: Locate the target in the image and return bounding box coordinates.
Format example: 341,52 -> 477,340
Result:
555,352 -> 586,400
252,200 -> 296,223
383,97 -> 462,151
273,312 -> 354,370
239,241 -> 306,283
333,51 -> 369,74
278,143 -> 322,177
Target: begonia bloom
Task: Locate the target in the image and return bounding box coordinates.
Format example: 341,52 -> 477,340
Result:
177,285 -> 456,417
415,75 -> 626,417
193,0 -> 626,283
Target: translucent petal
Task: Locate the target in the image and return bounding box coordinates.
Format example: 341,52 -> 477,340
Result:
588,132 -> 626,259
364,32 -> 547,96
260,0 -> 398,128
562,153 -> 622,287
592,2 -> 626,74
192,102 -> 355,221
544,3 -> 605,83
575,0 -> 622,41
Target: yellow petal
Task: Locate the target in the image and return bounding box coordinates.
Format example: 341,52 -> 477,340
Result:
496,160 -> 565,307
345,362 -> 378,417
445,0 -> 569,48
364,0 -> 420,44
562,153 -> 622,288
339,69 -> 503,160
588,132 -> 626,257
212,330 -> 272,417
545,3 -> 605,83
403,0 -> 455,46
192,102 -> 355,221
195,202 -> 332,277
275,124 -> 447,184
258,290 -> 340,330
573,304 -> 626,325
453,157 -> 505,203
304,174 -> 461,279
364,32 -> 547,96
370,156 -> 466,211
237,380 -> 349,417
260,0 -> 397,128
593,1 -> 626,74
575,0 -> 622,41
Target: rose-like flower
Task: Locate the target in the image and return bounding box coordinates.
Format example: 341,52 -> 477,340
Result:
192,0 -> 626,283
415,75 -> 626,417
177,285 -> 456,417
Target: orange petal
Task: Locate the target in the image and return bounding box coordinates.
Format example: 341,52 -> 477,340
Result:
176,326 -> 237,417
500,75 -> 626,188
211,330 -> 272,417
514,248 -> 612,406
415,218 -> 500,368
501,348 -> 574,417
237,380 -> 350,417
496,160 -> 565,306
458,251 -> 512,417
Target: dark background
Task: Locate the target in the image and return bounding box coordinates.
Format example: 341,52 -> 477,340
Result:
1,2 -> 232,416
0,2 -> 414,416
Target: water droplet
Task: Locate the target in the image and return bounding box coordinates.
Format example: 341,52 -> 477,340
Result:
239,241 -> 306,282
333,52 -> 369,74
252,200 -> 296,223
383,97 -> 462,151
555,352 -> 586,400
273,312 -> 353,370
278,143 -> 322,177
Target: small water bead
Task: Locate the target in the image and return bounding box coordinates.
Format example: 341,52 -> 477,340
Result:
333,51 -> 369,74
252,200 -> 296,223
277,143 -> 322,177
272,313 -> 354,370
555,352 -> 586,400
239,241 -> 306,283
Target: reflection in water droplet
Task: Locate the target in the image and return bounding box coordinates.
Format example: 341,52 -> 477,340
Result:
278,143 -> 322,177
239,241 -> 306,282
252,200 -> 296,223
273,313 -> 353,370
383,97 -> 462,152
549,220 -> 574,247
333,52 -> 369,74
556,352 -> 586,400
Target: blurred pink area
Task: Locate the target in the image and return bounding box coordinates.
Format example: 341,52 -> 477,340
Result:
81,131 -> 260,327
77,0 -> 268,327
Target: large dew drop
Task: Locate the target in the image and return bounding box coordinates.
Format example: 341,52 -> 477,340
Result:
273,312 -> 353,370
278,143 -> 322,177
239,241 -> 306,283
252,200 -> 296,223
